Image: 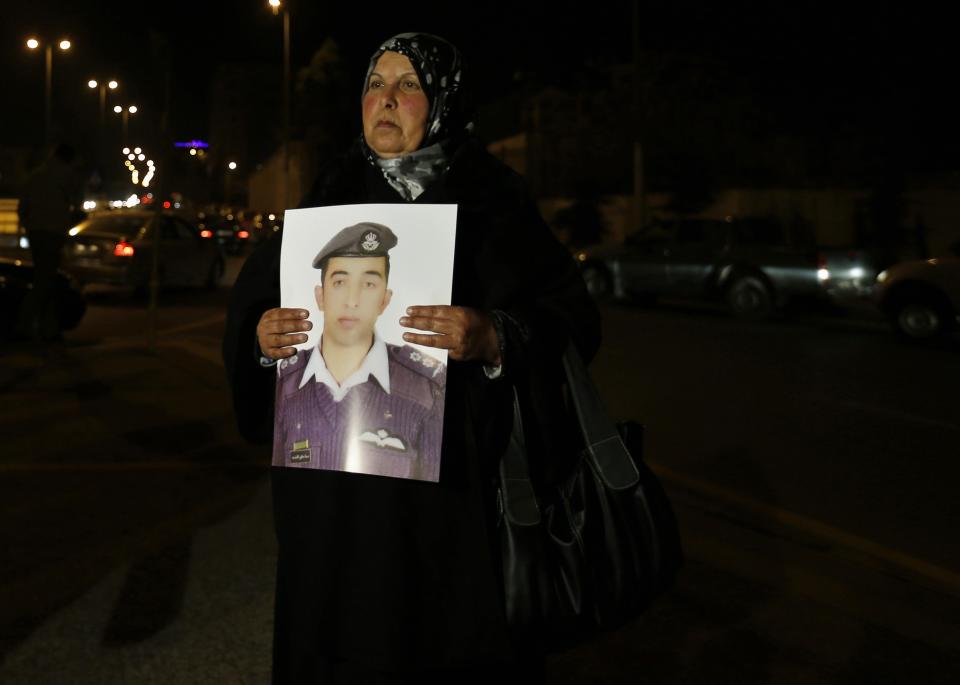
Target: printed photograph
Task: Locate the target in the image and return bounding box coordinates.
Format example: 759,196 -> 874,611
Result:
274,204 -> 458,482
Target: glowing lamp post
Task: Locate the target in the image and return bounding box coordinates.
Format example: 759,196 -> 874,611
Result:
88,78 -> 119,168
88,78 -> 119,133
268,0 -> 291,207
113,104 -> 138,145
25,36 -> 72,143
225,160 -> 238,204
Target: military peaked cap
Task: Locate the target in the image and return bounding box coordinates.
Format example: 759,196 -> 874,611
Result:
312,221 -> 398,268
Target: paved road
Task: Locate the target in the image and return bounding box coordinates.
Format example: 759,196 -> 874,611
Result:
1,266 -> 958,683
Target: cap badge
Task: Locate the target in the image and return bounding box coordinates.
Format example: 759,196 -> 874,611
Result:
361,232 -> 380,252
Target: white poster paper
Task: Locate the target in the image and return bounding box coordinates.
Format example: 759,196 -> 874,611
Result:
274,204 -> 457,482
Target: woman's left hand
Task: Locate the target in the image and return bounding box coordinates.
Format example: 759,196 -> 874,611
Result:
400,306 -> 501,365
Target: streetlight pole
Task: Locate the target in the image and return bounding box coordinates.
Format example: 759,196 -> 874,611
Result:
90,79 -> 119,136
26,37 -> 71,144
269,0 -> 291,208
283,8 -> 290,208
45,43 -> 52,142
225,160 -> 238,205
114,104 -> 138,146
631,0 -> 646,235
89,79 -> 118,171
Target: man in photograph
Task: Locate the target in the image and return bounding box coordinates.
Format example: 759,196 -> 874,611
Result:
272,221 -> 446,481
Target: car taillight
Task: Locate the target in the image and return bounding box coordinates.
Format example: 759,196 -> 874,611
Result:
237,230 -> 250,239
200,229 -> 213,238
114,241 -> 135,257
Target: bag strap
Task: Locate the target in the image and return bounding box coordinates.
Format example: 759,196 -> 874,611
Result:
498,387 -> 542,526
562,342 -> 640,491
498,341 -> 641,523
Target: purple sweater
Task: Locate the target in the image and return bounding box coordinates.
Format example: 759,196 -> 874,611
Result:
272,344 -> 446,481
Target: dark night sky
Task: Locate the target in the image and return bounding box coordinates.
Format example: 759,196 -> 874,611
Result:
1,1 -> 956,168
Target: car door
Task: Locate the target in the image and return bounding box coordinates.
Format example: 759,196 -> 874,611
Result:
618,232 -> 673,295
173,216 -> 210,285
157,216 -> 198,285
666,220 -> 725,295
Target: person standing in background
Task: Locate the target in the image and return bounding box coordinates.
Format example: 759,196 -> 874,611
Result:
17,143 -> 84,342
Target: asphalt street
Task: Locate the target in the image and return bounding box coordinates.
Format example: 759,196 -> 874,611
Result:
1,255 -> 958,683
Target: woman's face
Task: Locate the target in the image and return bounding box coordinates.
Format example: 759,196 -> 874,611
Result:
362,51 -> 429,158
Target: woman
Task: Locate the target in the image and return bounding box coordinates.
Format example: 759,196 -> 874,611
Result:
224,33 -> 600,683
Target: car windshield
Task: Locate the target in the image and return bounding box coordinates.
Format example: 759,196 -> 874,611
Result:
77,216 -> 149,237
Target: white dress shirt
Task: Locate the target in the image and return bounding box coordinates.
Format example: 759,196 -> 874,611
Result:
298,331 -> 391,402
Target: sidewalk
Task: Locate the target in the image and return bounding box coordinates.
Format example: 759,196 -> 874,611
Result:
2,332 -> 959,683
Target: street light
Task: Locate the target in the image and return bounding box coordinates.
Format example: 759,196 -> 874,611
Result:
113,104 -> 138,144
25,36 -> 72,143
225,160 -> 239,204
88,78 -> 119,168
268,0 -> 291,207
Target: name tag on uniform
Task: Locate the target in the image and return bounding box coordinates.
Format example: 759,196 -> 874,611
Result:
289,439 -> 311,463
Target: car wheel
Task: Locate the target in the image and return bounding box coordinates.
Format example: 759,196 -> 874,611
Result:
726,275 -> 773,319
582,263 -> 613,300
891,299 -> 949,340
206,257 -> 225,289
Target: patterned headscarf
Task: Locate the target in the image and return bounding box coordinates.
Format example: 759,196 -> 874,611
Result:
360,33 -> 474,201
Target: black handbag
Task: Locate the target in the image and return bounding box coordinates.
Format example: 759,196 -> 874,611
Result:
497,342 -> 683,649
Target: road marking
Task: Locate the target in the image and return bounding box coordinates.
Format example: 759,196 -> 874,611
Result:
650,461 -> 960,597
817,397 -> 960,432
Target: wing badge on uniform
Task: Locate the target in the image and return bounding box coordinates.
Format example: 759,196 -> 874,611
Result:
358,428 -> 407,451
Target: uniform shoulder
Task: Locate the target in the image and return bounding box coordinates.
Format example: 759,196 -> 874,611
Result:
387,344 -> 446,387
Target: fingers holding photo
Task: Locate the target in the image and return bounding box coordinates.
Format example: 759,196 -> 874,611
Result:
400,305 -> 498,363
257,307 -> 312,359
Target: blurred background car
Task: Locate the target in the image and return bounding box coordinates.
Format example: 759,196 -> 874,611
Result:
197,209 -> 274,254
0,256 -> 86,341
198,213 -> 248,255
62,211 -> 225,291
876,256 -> 960,340
576,215 -> 879,318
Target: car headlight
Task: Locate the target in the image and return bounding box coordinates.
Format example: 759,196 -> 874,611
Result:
876,270 -> 888,283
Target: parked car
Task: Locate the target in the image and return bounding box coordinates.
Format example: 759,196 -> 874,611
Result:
0,256 -> 86,341
577,216 -> 879,318
875,257 -> 960,340
62,211 -> 225,290
198,213 -> 252,255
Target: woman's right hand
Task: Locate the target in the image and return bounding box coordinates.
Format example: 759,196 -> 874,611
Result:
257,308 -> 312,361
